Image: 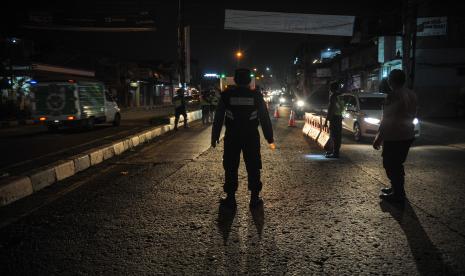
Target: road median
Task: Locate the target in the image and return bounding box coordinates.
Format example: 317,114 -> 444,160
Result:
0,110 -> 201,207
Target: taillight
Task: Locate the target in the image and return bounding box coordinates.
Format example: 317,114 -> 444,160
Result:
39,117 -> 47,121
67,116 -> 75,120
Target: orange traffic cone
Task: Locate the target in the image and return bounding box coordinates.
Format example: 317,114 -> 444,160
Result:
288,110 -> 296,127
274,106 -> 280,119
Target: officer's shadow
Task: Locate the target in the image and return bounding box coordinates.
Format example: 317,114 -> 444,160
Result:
217,202 -> 265,245
217,203 -> 237,245
380,200 -> 455,275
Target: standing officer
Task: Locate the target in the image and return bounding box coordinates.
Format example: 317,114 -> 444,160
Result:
324,81 -> 344,158
211,68 -> 274,208
373,69 -> 417,202
173,88 -> 188,131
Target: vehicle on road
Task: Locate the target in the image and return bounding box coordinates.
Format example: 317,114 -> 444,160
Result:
278,93 -> 294,107
31,81 -> 121,131
340,92 -> 420,141
293,98 -> 306,119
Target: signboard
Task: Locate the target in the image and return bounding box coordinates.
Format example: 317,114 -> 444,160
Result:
417,17 -> 447,36
225,10 -> 355,36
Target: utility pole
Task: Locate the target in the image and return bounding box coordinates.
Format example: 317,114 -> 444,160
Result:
177,0 -> 185,88
402,0 -> 418,89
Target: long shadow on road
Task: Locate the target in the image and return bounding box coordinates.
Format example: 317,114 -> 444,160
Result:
380,201 -> 456,275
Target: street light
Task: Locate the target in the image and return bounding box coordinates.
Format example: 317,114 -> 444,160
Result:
266,67 -> 270,71
235,50 -> 243,67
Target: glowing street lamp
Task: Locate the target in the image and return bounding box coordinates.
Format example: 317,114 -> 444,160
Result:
235,51 -> 243,59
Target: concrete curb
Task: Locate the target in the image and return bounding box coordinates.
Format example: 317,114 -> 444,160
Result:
0,110 -> 201,207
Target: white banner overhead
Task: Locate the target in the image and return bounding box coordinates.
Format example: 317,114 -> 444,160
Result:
225,10 -> 355,36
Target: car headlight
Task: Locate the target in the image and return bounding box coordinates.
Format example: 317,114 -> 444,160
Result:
364,117 -> 381,125
279,97 -> 285,103
297,100 -> 305,107
413,118 -> 419,125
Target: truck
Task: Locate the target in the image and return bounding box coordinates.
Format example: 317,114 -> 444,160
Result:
31,81 -> 121,131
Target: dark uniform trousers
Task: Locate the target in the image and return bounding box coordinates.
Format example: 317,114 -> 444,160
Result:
174,107 -> 187,128
382,139 -> 413,195
223,128 -> 262,194
329,115 -> 342,154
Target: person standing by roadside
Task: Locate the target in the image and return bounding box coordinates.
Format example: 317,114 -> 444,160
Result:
200,90 -> 211,125
324,81 -> 344,158
209,89 -> 219,123
173,88 -> 188,131
373,69 -> 417,202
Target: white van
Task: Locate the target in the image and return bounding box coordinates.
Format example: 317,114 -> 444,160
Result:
31,81 -> 121,130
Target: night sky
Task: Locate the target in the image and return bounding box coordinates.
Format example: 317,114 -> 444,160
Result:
2,0 -> 403,76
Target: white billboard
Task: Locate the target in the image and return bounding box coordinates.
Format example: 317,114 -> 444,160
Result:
225,10 -> 355,36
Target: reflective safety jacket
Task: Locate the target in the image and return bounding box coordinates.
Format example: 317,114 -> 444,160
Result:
211,86 -> 274,143
327,93 -> 344,119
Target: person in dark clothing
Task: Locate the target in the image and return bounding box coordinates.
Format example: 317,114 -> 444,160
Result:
324,82 -> 344,158
200,90 -> 211,125
211,68 -> 274,208
373,69 -> 417,202
173,88 -> 188,131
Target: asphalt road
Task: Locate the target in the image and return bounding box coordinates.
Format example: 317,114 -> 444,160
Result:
0,107 -> 464,275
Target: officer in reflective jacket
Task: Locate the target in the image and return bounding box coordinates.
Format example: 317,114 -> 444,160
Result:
211,68 -> 274,208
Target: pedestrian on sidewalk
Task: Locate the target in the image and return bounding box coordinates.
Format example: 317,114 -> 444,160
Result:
324,81 -> 344,158
211,68 -> 274,208
200,90 -> 211,125
209,89 -> 219,123
373,69 -> 417,202
173,88 -> 188,131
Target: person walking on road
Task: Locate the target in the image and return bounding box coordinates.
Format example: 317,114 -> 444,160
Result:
211,68 -> 274,208
200,90 -> 211,125
373,69 -> 417,202
173,88 -> 188,131
324,81 -> 344,158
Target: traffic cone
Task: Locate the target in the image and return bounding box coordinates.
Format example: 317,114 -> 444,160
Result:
288,110 -> 296,127
274,106 -> 280,119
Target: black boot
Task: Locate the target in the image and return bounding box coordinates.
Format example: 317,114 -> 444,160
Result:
381,187 -> 392,194
379,191 -> 405,202
249,192 -> 263,208
220,193 -> 236,208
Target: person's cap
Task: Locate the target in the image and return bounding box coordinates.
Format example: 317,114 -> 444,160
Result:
234,68 -> 252,85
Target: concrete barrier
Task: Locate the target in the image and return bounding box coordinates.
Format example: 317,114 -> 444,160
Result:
113,142 -> 125,156
0,176 -> 33,206
73,154 -> 91,173
55,160 -> 76,182
89,149 -> 104,166
29,167 -> 56,192
130,136 -> 140,148
303,112 -> 331,149
102,146 -> 115,160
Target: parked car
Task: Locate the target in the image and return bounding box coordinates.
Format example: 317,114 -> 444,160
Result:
31,81 -> 121,131
340,92 -> 420,141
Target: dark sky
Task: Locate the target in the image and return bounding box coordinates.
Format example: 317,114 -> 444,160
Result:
2,0 -> 403,76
